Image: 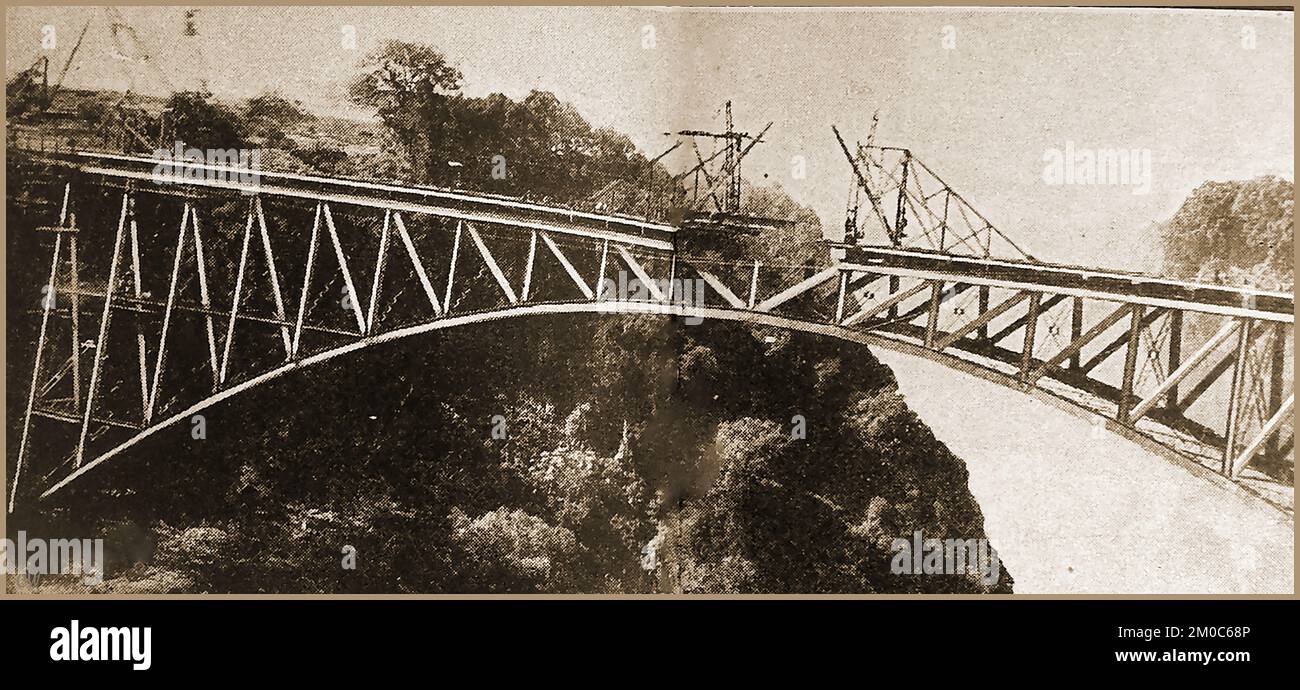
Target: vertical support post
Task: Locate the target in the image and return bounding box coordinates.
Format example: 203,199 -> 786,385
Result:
254,196 -> 292,358
977,285 -> 990,341
9,232 -> 64,514
126,198 -> 149,414
148,203 -> 191,423
1117,305 -> 1146,424
322,203 -> 366,334
520,230 -> 538,302
893,151 -> 910,245
189,208 -> 220,389
68,227 -> 81,412
1222,319 -> 1253,477
888,275 -> 900,320
1264,322 -> 1288,468
834,270 -> 848,324
220,202 -> 255,385
1019,292 -> 1041,379
924,281 -> 944,348
1166,310 -> 1183,410
443,220 -> 462,314
747,261 -> 760,309
594,239 -> 609,300
292,203 -> 322,358
667,254 -> 677,302
1068,296 -> 1084,369
939,190 -> 950,250
57,184 -> 80,413
75,192 -> 130,468
365,210 -> 391,334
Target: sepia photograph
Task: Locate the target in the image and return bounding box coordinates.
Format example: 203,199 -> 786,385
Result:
3,5 -> 1293,601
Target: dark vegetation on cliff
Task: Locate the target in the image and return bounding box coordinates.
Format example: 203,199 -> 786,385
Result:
36,316 -> 1009,593
7,41 -> 1009,593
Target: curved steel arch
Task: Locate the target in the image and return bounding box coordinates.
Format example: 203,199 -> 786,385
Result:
9,162 -> 1290,513
38,300 -> 1224,501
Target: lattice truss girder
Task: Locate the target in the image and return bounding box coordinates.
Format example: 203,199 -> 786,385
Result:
684,259 -> 1292,482
8,183 -> 680,511
9,180 -> 1294,512
828,268 -> 1293,477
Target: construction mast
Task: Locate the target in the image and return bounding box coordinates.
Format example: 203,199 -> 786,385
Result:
674,100 -> 770,215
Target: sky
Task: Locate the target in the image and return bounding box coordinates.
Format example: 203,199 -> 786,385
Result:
6,6 -> 1294,270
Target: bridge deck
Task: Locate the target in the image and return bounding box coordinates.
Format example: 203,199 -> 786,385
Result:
6,153 -> 1292,512
17,150 -> 679,252
842,245 -> 1294,322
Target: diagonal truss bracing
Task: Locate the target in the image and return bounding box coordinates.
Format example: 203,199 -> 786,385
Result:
7,166 -> 1293,512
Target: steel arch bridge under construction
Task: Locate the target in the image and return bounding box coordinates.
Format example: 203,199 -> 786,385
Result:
7,151 -> 1294,513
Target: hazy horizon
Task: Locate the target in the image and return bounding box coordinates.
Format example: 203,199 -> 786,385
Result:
7,6 -> 1293,271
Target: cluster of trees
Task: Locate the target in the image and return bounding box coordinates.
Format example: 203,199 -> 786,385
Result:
345,40 -> 678,210
44,38 -> 824,241
1160,175 -> 1294,290
109,40 -> 680,216
149,40 -> 815,226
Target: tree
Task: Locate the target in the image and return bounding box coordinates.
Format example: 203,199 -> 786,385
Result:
291,142 -> 349,175
347,40 -> 463,183
1160,176 -> 1294,289
165,91 -> 247,151
244,92 -> 309,125
243,92 -> 309,145
449,507 -> 583,592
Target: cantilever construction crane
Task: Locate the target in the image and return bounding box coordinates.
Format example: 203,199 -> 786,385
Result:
665,100 -> 796,256
6,18 -> 92,120
832,122 -> 1035,261
673,100 -> 773,216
